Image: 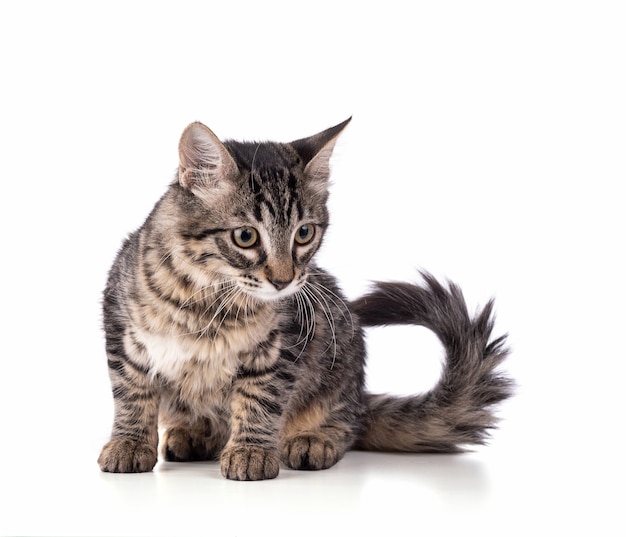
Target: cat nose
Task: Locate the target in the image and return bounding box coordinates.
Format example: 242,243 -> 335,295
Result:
265,264 -> 294,291
268,277 -> 291,291
265,258 -> 296,291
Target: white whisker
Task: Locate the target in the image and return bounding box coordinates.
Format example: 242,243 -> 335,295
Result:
207,286 -> 245,343
201,285 -> 240,336
174,282 -> 238,339
302,283 -> 337,369
285,290 -> 316,362
308,280 -> 355,335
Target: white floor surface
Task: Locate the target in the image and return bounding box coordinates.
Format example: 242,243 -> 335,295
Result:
3,433 -> 623,536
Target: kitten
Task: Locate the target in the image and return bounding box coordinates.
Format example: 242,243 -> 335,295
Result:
98,118 -> 512,480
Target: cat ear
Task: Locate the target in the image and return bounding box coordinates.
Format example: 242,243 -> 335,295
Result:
178,122 -> 238,197
292,117 -> 351,188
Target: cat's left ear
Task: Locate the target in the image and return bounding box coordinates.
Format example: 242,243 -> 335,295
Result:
178,122 -> 238,199
292,117 -> 351,188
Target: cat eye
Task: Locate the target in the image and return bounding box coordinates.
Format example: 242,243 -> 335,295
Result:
294,224 -> 315,245
232,227 -> 259,248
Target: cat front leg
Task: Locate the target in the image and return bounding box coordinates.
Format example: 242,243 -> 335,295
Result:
220,353 -> 292,480
98,350 -> 160,473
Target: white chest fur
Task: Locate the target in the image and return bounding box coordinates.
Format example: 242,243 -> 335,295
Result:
132,314 -> 277,390
135,328 -> 244,389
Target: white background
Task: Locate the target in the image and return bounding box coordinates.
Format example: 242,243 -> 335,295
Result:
1,1 -> 625,536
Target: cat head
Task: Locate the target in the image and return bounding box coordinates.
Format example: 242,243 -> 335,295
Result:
173,118 -> 350,301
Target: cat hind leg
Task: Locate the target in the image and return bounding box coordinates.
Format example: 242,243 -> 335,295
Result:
161,423 -> 223,462
280,402 -> 356,471
281,430 -> 343,471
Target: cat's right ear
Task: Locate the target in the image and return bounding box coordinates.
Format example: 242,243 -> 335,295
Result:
178,122 -> 238,198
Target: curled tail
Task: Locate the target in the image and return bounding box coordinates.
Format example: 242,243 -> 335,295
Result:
352,272 -> 513,453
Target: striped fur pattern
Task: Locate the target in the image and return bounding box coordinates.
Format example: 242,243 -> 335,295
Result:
98,118 -> 512,480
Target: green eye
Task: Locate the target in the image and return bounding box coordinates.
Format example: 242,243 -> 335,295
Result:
233,227 -> 259,248
294,224 -> 315,245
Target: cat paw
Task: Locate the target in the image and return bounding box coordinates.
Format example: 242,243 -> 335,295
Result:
281,433 -> 341,471
162,427 -> 196,462
161,427 -> 215,462
98,438 -> 157,473
220,446 -> 280,481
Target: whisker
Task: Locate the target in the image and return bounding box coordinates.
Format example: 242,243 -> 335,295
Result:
308,280 -> 355,335
209,286 -> 245,342
234,287 -> 248,326
284,291 -> 315,359
177,282 -> 239,339
293,292 -> 309,343
197,286 -> 241,342
169,280 -> 238,337
303,283 -> 337,369
249,143 -> 261,191
154,249 -> 175,273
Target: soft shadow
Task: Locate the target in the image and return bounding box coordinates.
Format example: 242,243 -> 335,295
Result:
345,451 -> 492,508
97,451 -> 492,512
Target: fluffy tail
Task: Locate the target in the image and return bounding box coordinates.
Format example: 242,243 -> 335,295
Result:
352,272 -> 513,453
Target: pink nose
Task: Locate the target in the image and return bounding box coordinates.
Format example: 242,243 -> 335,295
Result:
268,277 -> 291,291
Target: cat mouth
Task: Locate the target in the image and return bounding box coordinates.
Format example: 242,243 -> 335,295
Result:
246,283 -> 300,302
238,272 -> 308,302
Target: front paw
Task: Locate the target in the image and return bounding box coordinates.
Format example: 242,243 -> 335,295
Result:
220,446 -> 280,481
98,438 -> 157,473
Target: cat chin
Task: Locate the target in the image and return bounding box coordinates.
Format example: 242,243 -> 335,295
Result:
245,285 -> 299,303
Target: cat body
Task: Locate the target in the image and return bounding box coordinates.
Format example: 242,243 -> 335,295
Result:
98,118 -> 511,480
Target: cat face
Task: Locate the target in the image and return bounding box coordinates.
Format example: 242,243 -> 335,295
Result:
175,119 -> 350,302
203,147 -> 328,301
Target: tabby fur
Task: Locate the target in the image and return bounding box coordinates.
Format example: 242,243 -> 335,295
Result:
98,118 -> 512,480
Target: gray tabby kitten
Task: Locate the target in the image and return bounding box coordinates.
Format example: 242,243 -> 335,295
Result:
98,118 -> 512,480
